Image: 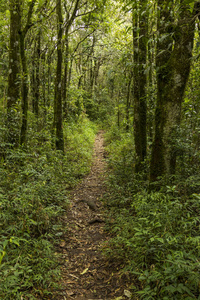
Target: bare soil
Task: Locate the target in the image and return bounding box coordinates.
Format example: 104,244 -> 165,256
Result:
56,131 -> 133,300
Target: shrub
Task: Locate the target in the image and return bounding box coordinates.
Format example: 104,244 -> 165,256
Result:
103,126 -> 200,299
0,116 -> 97,299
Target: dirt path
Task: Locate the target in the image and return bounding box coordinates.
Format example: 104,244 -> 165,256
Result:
56,131 -> 132,300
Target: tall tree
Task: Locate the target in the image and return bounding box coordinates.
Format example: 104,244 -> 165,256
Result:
133,0 -> 147,172
150,1 -> 198,182
62,0 -> 80,119
19,0 -> 36,145
54,0 -> 64,151
32,29 -> 41,118
7,0 -> 21,147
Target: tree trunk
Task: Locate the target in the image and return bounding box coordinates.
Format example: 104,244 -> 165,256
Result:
19,31 -> 29,146
19,0 -> 36,146
33,30 -> 41,118
62,0 -> 81,119
18,19 -> 32,147
150,1 -> 196,182
133,2 -> 147,173
63,25 -> 69,119
41,51 -> 46,123
126,75 -> 132,131
7,0 -> 21,147
47,49 -> 53,108
54,0 -> 64,151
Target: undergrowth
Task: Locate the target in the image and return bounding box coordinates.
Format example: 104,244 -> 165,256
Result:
0,116 -> 97,299
103,125 -> 200,300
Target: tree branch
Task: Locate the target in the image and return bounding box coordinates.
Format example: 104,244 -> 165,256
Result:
66,0 -> 81,31
72,29 -> 96,56
23,0 -> 37,36
76,8 -> 97,18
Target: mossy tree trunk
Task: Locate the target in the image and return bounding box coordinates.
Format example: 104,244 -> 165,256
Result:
54,0 -> 64,151
19,0 -> 36,146
7,0 -> 21,147
63,24 -> 69,119
19,30 -> 29,146
126,74 -> 132,131
62,0 -> 80,119
33,29 -> 41,118
133,1 -> 147,173
150,1 -> 197,182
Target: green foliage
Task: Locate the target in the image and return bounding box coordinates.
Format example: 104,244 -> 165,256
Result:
108,192 -> 200,299
105,129 -> 135,183
0,149 -> 65,299
0,1 -> 9,108
64,116 -> 98,179
0,115 -> 97,299
103,125 -> 200,300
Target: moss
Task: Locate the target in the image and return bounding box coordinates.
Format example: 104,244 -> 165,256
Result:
150,4 -> 195,182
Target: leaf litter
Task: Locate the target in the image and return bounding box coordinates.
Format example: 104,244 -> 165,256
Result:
54,131 -> 134,300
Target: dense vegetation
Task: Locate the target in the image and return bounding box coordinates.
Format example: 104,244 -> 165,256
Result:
104,120 -> 200,299
1,0 -> 200,299
0,117 -> 97,299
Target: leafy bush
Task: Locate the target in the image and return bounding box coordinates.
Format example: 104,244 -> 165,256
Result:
105,188 -> 200,299
0,116 -> 97,299
0,150 -> 66,299
103,126 -> 200,300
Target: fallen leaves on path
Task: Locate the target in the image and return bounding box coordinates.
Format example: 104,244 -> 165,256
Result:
54,131 -> 133,300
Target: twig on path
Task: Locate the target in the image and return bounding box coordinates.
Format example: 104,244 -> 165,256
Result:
88,217 -> 105,225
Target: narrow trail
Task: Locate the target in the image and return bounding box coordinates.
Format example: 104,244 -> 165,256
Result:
56,131 -> 132,300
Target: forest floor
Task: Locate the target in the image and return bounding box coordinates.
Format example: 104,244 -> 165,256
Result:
55,131 -> 133,300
